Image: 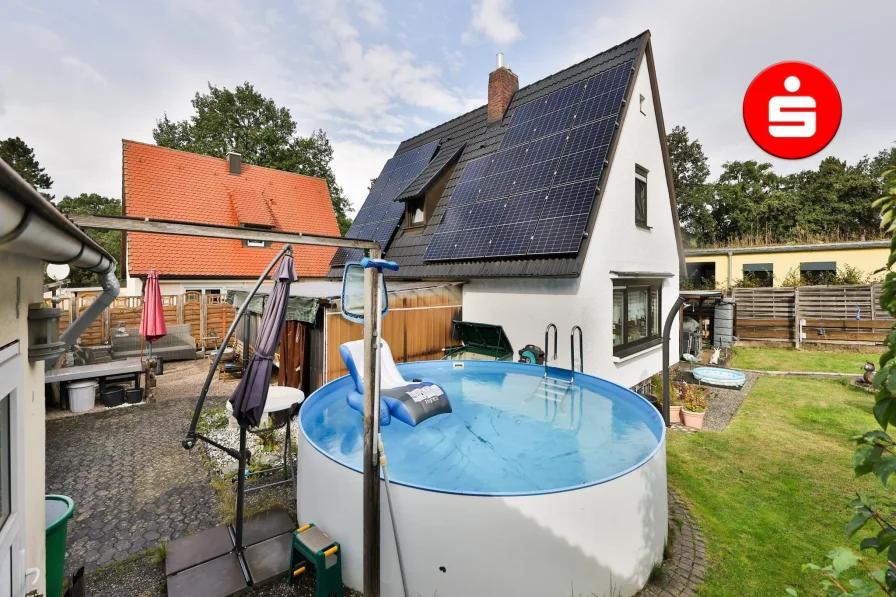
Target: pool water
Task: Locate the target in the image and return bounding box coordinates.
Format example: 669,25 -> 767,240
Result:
300,361 -> 664,496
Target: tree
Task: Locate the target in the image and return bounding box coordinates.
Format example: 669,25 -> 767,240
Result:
667,127 -> 714,245
55,194 -> 122,286
153,83 -> 353,234
0,137 -> 53,197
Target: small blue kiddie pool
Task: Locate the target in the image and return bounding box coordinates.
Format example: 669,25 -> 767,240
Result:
297,360 -> 668,597
692,366 -> 746,388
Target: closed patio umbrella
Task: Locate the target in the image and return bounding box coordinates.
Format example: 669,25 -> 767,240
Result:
139,269 -> 167,358
228,255 -> 295,428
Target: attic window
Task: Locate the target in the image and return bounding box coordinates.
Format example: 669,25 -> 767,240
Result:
406,198 -> 425,229
242,223 -> 271,248
635,165 -> 648,228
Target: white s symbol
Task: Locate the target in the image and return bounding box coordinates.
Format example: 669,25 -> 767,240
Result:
769,76 -> 816,138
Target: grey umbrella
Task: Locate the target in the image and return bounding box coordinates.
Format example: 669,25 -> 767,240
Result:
228,254 -> 295,428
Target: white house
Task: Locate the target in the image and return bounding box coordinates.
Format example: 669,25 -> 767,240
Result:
0,158 -> 119,596
330,31 -> 684,388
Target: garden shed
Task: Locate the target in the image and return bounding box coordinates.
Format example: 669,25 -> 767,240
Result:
228,280 -> 462,394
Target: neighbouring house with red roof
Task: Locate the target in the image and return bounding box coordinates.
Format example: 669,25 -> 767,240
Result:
121,140 -> 340,297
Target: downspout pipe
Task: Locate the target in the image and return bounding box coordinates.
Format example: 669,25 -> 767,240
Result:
0,159 -> 118,364
727,250 -> 733,289
662,295 -> 686,427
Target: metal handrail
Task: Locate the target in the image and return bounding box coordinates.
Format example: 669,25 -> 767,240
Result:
570,326 -> 583,384
544,323 -> 558,377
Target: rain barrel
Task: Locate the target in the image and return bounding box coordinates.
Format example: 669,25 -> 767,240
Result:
714,299 -> 735,348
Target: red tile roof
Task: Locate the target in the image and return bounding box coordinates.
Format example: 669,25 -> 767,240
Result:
123,140 -> 340,278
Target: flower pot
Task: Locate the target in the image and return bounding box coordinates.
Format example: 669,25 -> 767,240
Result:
669,405 -> 682,424
682,409 -> 705,429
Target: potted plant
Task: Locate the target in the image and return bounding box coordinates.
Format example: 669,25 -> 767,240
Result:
668,383 -> 683,424
681,384 -> 708,429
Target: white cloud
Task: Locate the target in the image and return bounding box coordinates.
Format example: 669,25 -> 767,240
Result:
563,0 -> 896,177
61,56 -> 107,85
331,139 -> 398,216
463,0 -> 523,46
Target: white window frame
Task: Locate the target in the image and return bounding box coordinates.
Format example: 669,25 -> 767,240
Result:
0,342 -> 25,597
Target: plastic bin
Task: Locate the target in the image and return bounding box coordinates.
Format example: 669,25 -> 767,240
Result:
67,380 -> 97,413
101,385 -> 125,408
125,388 -> 144,404
46,495 -> 75,597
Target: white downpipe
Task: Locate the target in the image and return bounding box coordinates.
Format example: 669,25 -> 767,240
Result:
0,179 -> 119,365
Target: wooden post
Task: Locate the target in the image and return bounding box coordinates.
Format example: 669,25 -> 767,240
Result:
176,293 -> 184,324
363,248 -> 382,597
794,287 -> 801,350
871,285 -> 877,321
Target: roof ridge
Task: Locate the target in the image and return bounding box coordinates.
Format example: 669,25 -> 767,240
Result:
121,139 -> 331,186
396,31 -> 649,148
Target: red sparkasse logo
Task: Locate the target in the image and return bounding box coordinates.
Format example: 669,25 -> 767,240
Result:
743,61 -> 842,159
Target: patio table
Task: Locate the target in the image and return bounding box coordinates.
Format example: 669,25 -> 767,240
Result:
226,386 -> 304,493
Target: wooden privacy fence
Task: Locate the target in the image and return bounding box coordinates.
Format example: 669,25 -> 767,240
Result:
732,284 -> 894,346
324,284 -> 463,382
50,292 -> 235,348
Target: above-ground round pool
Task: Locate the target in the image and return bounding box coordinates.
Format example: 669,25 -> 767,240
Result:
297,360 -> 667,597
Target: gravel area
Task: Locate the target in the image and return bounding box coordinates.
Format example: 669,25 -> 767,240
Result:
675,364 -> 759,431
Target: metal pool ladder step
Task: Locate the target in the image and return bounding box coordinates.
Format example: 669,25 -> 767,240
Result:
536,375 -> 572,402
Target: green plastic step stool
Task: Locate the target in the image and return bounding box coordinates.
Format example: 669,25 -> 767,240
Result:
287,523 -> 343,597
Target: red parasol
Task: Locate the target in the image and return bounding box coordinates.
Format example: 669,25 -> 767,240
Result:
139,269 -> 167,346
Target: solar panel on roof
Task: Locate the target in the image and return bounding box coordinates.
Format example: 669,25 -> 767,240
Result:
425,59 -> 634,262
331,139 -> 440,266
528,213 -> 589,255
487,220 -> 538,257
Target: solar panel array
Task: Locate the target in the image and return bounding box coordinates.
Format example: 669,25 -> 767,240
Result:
424,60 -> 633,262
331,139 -> 440,266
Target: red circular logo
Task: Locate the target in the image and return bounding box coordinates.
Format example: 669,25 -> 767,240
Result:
743,61 -> 841,159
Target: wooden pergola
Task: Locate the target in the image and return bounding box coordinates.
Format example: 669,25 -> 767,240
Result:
71,213 -> 388,596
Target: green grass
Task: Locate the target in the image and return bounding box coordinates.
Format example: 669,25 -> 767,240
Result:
668,376 -> 895,596
730,347 -> 883,373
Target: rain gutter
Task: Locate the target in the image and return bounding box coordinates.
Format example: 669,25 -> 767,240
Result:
0,159 -> 119,364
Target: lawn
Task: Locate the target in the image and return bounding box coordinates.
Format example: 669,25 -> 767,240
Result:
730,347 -> 883,373
667,376 -> 894,596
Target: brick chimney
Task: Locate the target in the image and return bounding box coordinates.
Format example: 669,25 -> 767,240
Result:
488,53 -> 518,122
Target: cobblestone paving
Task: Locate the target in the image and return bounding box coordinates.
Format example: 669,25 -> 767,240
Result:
637,489 -> 706,597
46,394 -> 226,571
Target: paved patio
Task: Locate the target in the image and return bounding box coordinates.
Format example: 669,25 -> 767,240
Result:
46,361 -> 231,570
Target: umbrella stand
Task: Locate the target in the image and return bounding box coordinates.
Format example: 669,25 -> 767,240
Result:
180,244 -> 293,586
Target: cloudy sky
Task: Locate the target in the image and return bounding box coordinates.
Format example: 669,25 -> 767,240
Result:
1,0 -> 893,215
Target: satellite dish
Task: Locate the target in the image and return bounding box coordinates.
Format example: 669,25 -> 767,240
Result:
47,263 -> 70,282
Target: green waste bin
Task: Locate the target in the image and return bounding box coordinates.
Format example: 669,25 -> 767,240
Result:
46,495 -> 75,597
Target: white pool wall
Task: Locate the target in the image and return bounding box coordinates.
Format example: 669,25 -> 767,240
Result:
297,431 -> 667,597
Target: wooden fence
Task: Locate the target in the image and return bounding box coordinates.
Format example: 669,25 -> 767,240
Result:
324,284 -> 463,382
49,292 -> 235,348
732,284 -> 893,346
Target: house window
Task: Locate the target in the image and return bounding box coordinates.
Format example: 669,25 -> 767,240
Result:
0,344 -> 24,597
801,261 -> 837,285
406,198 -> 425,229
635,165 -> 648,227
686,262 -> 716,288
246,240 -> 266,248
612,280 -> 663,357
743,263 -> 773,287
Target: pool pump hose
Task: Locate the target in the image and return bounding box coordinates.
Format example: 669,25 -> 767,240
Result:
379,433 -> 410,597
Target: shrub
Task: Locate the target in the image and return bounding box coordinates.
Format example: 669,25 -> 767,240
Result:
682,384 -> 707,412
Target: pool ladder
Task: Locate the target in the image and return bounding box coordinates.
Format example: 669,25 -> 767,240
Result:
535,324 -> 584,403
